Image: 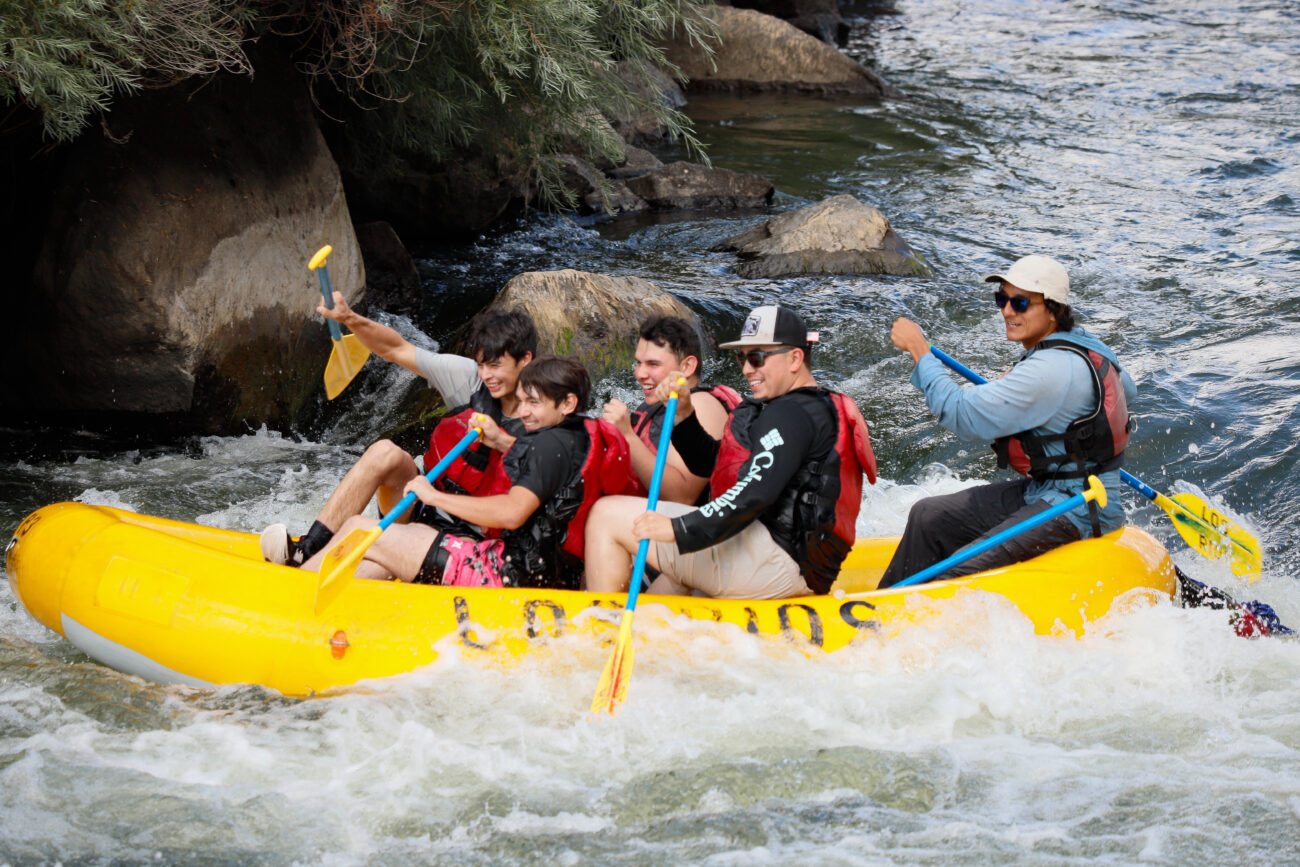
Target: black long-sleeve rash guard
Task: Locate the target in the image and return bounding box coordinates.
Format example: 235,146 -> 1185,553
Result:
669,389 -> 836,554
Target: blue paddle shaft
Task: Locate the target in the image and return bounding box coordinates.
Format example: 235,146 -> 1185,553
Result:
315,263 -> 344,343
377,428 -> 482,531
892,488 -> 1091,587
928,346 -> 1148,500
624,393 -> 679,615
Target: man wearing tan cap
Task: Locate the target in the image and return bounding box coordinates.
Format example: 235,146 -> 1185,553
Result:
880,254 -> 1136,587
584,305 -> 877,599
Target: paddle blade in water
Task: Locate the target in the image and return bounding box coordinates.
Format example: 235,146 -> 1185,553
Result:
324,334 -> 371,400
315,525 -> 381,613
1167,492 -> 1262,580
591,612 -> 635,714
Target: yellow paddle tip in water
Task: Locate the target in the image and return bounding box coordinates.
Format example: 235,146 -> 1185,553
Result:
1166,492 -> 1263,581
591,611 -> 636,714
323,334 -> 372,400
314,524 -> 381,613
308,245 -> 332,270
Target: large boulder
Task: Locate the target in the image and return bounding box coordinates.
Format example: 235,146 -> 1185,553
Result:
664,5 -> 900,97
355,221 -> 421,316
625,161 -> 774,210
483,270 -> 700,379
1,48 -> 362,432
713,194 -> 930,278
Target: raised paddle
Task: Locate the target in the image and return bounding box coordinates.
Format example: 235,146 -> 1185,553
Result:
892,474 -> 1109,588
591,381 -> 684,714
309,244 -> 371,400
928,346 -> 1263,580
314,426 -> 482,612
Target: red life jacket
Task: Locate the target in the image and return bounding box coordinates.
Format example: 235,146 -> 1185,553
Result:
993,337 -> 1131,481
708,388 -> 877,594
498,416 -> 639,589
627,383 -> 743,497
422,388 -> 514,498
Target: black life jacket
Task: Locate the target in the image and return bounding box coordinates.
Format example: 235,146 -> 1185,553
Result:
708,388 -> 877,594
497,416 -> 638,590
993,336 -> 1131,481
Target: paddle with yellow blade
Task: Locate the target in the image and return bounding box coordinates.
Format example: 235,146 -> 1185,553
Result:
591,379 -> 684,714
893,474 -> 1109,587
314,425 -> 482,613
309,244 -> 371,399
929,346 -> 1263,579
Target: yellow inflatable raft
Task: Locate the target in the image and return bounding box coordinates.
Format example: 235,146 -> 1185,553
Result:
5,502 -> 1176,696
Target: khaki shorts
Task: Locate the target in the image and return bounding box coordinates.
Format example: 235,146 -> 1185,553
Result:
652,502 -> 810,600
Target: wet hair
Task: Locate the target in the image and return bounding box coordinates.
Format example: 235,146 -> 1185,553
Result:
517,356 -> 591,413
465,309 -> 538,364
639,315 -> 704,366
1045,299 -> 1076,332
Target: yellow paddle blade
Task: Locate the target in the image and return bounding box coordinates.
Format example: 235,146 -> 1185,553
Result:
323,333 -> 371,400
1165,492 -> 1263,580
315,525 -> 381,613
591,612 -> 636,714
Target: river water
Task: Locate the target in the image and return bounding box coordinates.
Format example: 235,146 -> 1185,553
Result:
4,0 -> 1300,863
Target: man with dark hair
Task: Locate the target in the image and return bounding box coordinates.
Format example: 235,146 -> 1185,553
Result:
260,295 -> 537,566
603,315 -> 739,505
301,356 -> 637,589
878,254 -> 1136,587
585,305 -> 877,600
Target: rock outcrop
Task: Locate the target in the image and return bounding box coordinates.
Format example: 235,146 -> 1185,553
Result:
355,221 -> 421,316
625,161 -> 774,210
483,270 -> 699,378
713,194 -> 930,278
731,0 -> 849,44
663,5 -> 900,98
1,49 -> 362,432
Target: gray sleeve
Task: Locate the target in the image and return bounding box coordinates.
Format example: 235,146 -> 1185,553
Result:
413,348 -> 480,407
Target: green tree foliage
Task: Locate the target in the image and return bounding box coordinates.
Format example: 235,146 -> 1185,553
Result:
0,0 -> 250,141
1,0 -> 715,206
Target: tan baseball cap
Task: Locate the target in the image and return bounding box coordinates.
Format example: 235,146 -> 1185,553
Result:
984,255 -> 1070,304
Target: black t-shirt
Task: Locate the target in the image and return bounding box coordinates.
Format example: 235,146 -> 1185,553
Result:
503,415 -> 588,510
672,388 -> 837,553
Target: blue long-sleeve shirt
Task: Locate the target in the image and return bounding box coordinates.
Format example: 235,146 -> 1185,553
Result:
911,327 -> 1136,535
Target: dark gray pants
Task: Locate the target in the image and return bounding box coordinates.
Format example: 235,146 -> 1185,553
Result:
878,479 -> 1083,588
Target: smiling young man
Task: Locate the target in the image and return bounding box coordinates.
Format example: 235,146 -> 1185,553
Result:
260,300 -> 536,566
584,305 -> 877,600
878,254 -> 1136,587
602,315 -> 739,505
300,356 -> 636,589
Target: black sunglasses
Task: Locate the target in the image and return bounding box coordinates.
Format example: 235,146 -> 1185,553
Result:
735,346 -> 795,368
993,290 -> 1034,313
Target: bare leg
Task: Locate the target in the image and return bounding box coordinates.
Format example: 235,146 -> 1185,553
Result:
582,495 -> 660,593
358,523 -> 441,583
314,439 -> 420,533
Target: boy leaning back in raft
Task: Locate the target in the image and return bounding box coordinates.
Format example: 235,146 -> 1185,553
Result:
260,300 -> 538,566
300,356 -> 637,589
584,305 -> 877,600
879,254 -> 1135,587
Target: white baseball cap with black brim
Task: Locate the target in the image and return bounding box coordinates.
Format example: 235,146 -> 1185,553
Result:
719,305 -> 820,349
984,254 -> 1070,304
